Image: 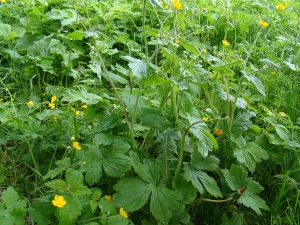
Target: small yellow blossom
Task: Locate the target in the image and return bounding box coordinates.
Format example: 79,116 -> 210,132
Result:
51,116 -> 57,122
270,71 -> 276,75
104,195 -> 113,202
222,40 -> 230,46
175,39 -> 180,44
279,112 -> 287,117
52,195 -> 66,208
26,101 -> 34,107
259,20 -> 269,27
48,102 -> 55,109
81,104 -> 88,109
201,49 -> 207,54
214,128 -> 223,136
119,207 -> 128,218
51,95 -> 57,103
202,117 -> 209,121
173,0 -> 182,10
1,0 -> 6,3
73,141 -> 82,151
276,3 -> 286,10
75,110 -> 80,116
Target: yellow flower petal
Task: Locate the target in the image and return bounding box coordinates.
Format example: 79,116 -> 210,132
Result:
222,40 -> 230,46
259,20 -> 269,27
52,195 -> 66,208
48,102 -> 55,109
276,3 -> 286,10
173,0 -> 182,10
73,141 -> 82,151
81,104 -> 88,109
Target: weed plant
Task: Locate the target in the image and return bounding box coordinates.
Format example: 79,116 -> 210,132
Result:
0,0 -> 299,224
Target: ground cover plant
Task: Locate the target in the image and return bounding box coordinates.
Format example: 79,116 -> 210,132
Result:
0,0 -> 299,224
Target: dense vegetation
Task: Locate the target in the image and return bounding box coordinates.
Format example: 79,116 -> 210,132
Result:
0,0 -> 299,224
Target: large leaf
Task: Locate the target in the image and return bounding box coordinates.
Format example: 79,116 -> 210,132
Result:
222,165 -> 269,215
155,129 -> 178,155
183,151 -> 222,197
139,108 -> 169,129
54,195 -> 82,225
172,175 -> 197,204
90,114 -> 121,135
233,142 -> 268,173
62,89 -> 102,105
130,152 -> 161,184
150,185 -> 179,224
242,71 -> 266,96
121,55 -> 148,78
113,177 -> 152,211
187,115 -> 215,157
231,110 -> 256,137
121,92 -> 146,117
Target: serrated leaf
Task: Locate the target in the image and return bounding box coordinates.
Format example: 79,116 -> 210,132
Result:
101,151 -> 131,177
66,169 -> 84,186
243,72 -> 266,96
187,115 -> 213,157
161,48 -> 179,62
62,89 -> 102,105
102,71 -> 128,84
274,124 -> 290,142
231,110 -> 256,137
112,138 -> 131,153
107,215 -> 129,225
27,208 -> 50,225
233,142 -> 268,173
140,75 -> 171,86
120,55 -> 148,78
69,183 -> 90,196
43,168 -> 62,180
121,92 -> 146,117
130,151 -> 160,184
90,114 -> 121,134
83,152 -> 103,186
67,30 -> 84,40
94,132 -> 114,145
190,151 -> 220,171
222,165 -> 248,190
45,180 -> 68,193
2,187 -> 19,210
139,108 -> 169,129
98,198 -> 117,215
55,195 -> 82,224
150,185 -> 179,224
172,175 -> 197,204
113,177 -> 152,211
155,129 -> 178,155
238,192 -> 269,215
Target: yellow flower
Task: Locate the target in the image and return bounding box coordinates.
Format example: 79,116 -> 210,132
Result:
201,49 -> 207,54
51,95 -> 57,103
51,116 -> 57,122
222,40 -> 230,46
0,98 -> 3,102
214,128 -> 223,136
73,141 -> 82,150
104,195 -> 113,202
202,117 -> 209,121
52,195 -> 66,208
119,207 -> 128,218
164,5 -> 169,9
175,39 -> 180,44
259,20 -> 269,27
81,104 -> 88,109
26,101 -> 34,107
270,71 -> 276,75
279,112 -> 287,117
173,0 -> 182,10
48,102 -> 55,109
276,3 -> 286,10
75,110 -> 80,116
1,0 -> 6,3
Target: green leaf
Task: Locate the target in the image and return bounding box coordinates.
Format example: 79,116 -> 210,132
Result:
139,108 -> 169,129
222,165 -> 248,191
121,92 -> 146,117
113,177 -> 152,211
172,175 -> 197,204
83,150 -> 103,186
231,110 -> 256,137
140,75 -> 171,86
161,48 -> 179,62
120,55 -> 148,78
187,115 -> 214,157
27,208 -> 50,225
243,72 -> 266,96
67,30 -> 84,40
66,169 -> 84,186
94,132 -> 114,145
150,184 -> 179,224
2,187 -> 19,210
90,114 -> 121,134
43,168 -> 62,180
98,198 -> 117,215
45,180 -> 68,193
238,192 -> 269,215
69,183 -> 91,196
55,195 -> 82,225
62,88 -> 102,105
183,152 -> 222,197
155,129 -> 178,155
107,216 -> 129,225
102,71 -> 128,84
274,124 -> 290,142
130,152 -> 160,184
221,213 -> 244,225
233,142 -> 268,173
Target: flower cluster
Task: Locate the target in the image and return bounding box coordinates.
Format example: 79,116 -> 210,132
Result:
48,95 -> 57,109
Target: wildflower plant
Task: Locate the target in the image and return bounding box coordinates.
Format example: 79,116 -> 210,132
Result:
0,0 -> 299,224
